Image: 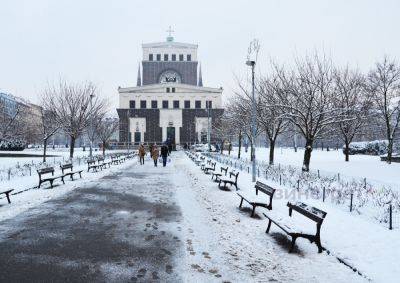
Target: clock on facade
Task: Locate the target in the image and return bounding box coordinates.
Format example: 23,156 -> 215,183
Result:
159,70 -> 182,83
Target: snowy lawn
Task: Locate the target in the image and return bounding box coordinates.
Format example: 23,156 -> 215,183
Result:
200,151 -> 399,282
228,147 -> 400,187
0,155 -> 137,222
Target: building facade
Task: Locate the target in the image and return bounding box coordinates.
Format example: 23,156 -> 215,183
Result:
117,35 -> 224,145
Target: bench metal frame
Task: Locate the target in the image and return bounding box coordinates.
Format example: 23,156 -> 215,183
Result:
0,189 -> 14,204
238,181 -> 276,217
264,202 -> 327,253
37,167 -> 65,188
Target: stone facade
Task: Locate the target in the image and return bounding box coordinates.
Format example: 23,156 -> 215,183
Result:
142,61 -> 198,86
117,35 -> 224,145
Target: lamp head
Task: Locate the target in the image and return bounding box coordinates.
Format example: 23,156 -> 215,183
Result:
246,60 -> 256,66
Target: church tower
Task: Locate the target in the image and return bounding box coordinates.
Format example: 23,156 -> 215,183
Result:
117,30 -> 224,146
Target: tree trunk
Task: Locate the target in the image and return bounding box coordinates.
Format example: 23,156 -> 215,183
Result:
269,139 -> 275,165
238,131 -> 242,159
220,139 -> 224,154
43,138 -> 48,163
250,139 -> 254,161
69,136 -> 76,158
302,139 -> 313,172
387,138 -> 393,164
344,141 -> 350,162
102,141 -> 106,157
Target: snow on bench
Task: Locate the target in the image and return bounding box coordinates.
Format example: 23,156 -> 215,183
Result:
218,170 -> 239,190
60,163 -> 83,181
211,166 -> 228,182
203,162 -> 216,174
264,202 -> 327,253
37,167 -> 65,188
237,181 -> 275,217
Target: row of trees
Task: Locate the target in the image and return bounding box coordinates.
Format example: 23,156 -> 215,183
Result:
39,80 -> 119,161
218,53 -> 400,171
1,80 -> 119,161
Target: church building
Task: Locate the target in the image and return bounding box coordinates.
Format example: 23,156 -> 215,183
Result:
117,32 -> 224,146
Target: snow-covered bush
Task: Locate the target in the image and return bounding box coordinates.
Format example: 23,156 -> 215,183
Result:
0,139 -> 25,151
344,140 -> 389,156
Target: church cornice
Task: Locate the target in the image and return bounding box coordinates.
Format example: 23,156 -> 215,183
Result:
142,42 -> 198,49
118,83 -> 223,94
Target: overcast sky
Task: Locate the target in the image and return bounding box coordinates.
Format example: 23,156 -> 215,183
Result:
1,0 -> 399,114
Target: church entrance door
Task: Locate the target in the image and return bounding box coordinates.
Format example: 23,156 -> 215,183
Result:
134,132 -> 141,144
167,127 -> 176,147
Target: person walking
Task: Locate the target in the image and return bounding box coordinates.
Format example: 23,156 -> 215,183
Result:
161,143 -> 169,167
138,144 -> 146,165
148,144 -> 153,159
152,144 -> 159,167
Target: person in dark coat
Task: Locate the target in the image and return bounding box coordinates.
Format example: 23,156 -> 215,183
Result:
161,144 -> 169,167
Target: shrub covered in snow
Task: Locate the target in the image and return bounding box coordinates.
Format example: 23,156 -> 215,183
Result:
343,140 -> 394,156
0,139 -> 25,151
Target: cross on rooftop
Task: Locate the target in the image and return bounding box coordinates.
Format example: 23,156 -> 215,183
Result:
166,26 -> 174,37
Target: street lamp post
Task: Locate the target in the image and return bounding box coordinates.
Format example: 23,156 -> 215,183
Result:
126,110 -> 130,154
246,60 -> 256,182
207,103 -> 211,152
89,94 -> 95,158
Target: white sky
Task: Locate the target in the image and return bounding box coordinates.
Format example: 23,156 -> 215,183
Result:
1,0 -> 399,114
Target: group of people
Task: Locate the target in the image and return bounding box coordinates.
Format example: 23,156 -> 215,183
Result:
138,143 -> 170,167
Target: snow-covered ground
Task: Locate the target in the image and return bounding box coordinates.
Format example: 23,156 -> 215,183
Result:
196,151 -> 399,282
0,154 -> 136,222
0,150 -> 397,282
229,147 -> 400,187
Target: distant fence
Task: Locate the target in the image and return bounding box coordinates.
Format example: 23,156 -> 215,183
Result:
204,152 -> 400,230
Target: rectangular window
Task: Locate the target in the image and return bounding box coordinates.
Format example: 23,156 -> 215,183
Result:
187,54 -> 192,61
164,54 -> 168,61
195,100 -> 201,109
206,101 -> 212,109
173,100 -> 179,109
140,100 -> 147,109
149,54 -> 153,61
166,87 -> 170,93
151,100 -> 158,109
172,87 -> 175,93
162,100 -> 169,109
179,54 -> 184,61
129,100 -> 135,109
172,54 -> 176,61
156,54 -> 161,61
184,100 -> 190,109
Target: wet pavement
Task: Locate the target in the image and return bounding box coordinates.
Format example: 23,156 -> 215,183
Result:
0,159 -> 183,282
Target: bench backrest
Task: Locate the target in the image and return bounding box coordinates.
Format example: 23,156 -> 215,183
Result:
255,181 -> 275,197
229,171 -> 239,183
87,160 -> 96,165
220,166 -> 228,175
37,167 -> 54,176
97,157 -> 104,163
287,202 -> 327,225
211,162 -> 216,169
60,163 -> 73,173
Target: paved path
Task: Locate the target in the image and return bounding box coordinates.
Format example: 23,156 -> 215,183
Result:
0,157 -> 183,282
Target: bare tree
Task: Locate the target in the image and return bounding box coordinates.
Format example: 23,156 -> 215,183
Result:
0,98 -> 25,141
367,56 -> 400,163
257,73 -> 289,164
333,67 -> 370,161
37,101 -> 59,162
95,117 -> 119,157
43,80 -> 107,158
274,54 -> 338,171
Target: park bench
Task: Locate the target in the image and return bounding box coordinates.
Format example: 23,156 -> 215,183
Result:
0,189 -> 14,204
263,202 -> 327,253
203,162 -> 216,174
97,157 -> 111,169
195,156 -> 204,166
87,160 -> 101,172
237,181 -> 276,217
37,167 -> 65,188
60,163 -> 83,181
211,166 -> 228,182
218,170 -> 239,190
201,159 -> 211,170
111,156 -> 120,165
